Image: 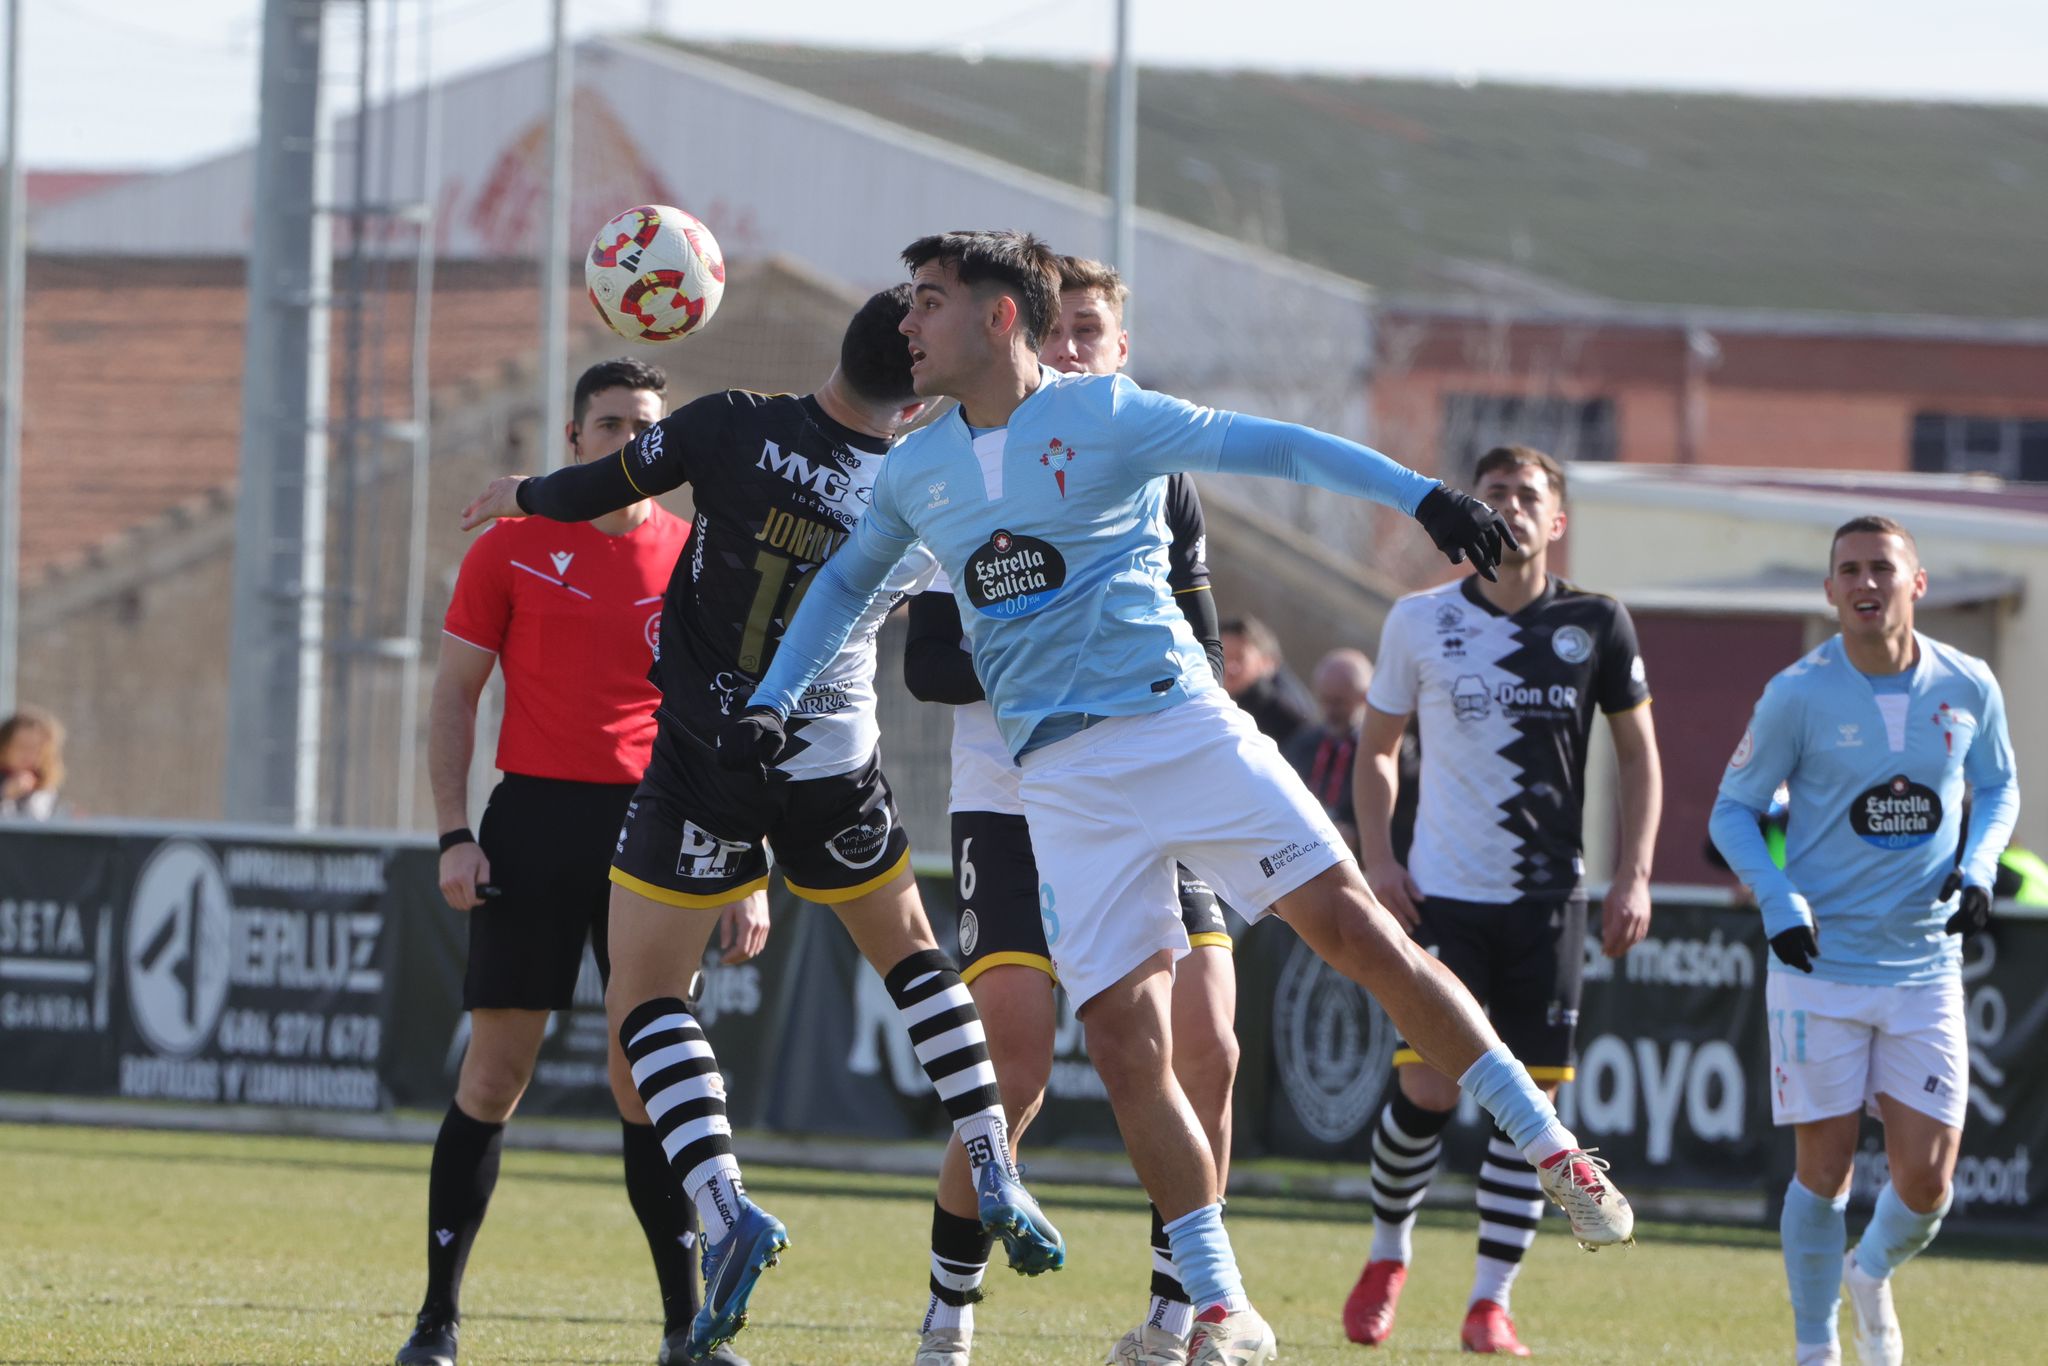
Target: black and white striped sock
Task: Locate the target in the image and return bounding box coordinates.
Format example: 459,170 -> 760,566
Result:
1471,1122 -> 1544,1310
1368,1089 -> 1452,1264
922,1201 -> 993,1334
620,998 -> 747,1245
884,950 -> 1010,1175
1144,1200 -> 1195,1339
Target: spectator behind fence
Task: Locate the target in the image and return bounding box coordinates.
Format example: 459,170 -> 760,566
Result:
1221,614 -> 1317,748
0,707 -> 68,821
1285,648 -> 1374,849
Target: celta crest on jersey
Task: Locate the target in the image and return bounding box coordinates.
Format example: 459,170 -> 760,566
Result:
1039,436 -> 1077,497
966,530 -> 1066,618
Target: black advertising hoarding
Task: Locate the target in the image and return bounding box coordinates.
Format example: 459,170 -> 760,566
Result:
1246,900 -> 1782,1190
3,822 -> 2043,1234
0,825 -> 400,1111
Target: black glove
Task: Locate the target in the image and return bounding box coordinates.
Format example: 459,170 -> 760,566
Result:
1769,923 -> 1820,973
1413,485 -> 1520,583
715,705 -> 787,773
1938,870 -> 1993,940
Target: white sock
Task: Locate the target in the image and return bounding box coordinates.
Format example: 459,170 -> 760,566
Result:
1148,1294 -> 1194,1339
956,1110 -> 1014,1177
687,1160 -> 746,1243
1522,1121 -> 1578,1167
1470,1253 -> 1519,1311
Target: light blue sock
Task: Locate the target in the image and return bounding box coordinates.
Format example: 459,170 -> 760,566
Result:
1853,1181 -> 1949,1279
1781,1179 -> 1848,1346
1161,1202 -> 1249,1313
1457,1045 -> 1570,1157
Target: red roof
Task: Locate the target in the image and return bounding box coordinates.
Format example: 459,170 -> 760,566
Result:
25,170 -> 144,209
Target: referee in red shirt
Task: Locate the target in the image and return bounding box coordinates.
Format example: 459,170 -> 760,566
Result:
397,359 -> 766,1366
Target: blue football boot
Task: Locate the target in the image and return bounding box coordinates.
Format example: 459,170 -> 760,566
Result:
976,1160 -> 1065,1275
683,1200 -> 789,1358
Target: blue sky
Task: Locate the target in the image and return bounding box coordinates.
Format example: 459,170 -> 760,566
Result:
25,0 -> 2048,168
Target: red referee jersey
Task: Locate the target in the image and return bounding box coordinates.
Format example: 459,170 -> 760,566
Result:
443,506 -> 688,785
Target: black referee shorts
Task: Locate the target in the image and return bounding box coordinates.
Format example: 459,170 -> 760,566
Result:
950,809 -> 1231,985
465,772 -> 636,1011
1392,892 -> 1588,1083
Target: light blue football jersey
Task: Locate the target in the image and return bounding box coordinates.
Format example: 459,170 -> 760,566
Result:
1710,632 -> 2018,986
751,368 -> 1436,756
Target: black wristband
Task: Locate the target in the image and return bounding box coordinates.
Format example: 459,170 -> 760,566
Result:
439,827 -> 477,853
514,477 -> 538,515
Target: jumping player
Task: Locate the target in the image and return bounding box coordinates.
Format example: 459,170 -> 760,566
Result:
900,255 -> 1240,1366
1711,515 -> 2016,1366
455,288 -> 1064,1361
397,358 -> 767,1366
1343,444 -> 1662,1356
721,231 -> 1637,1366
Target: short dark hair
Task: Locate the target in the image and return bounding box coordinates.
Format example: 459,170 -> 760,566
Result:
1220,615 -> 1281,659
1056,255 -> 1130,320
839,284 -> 917,405
901,230 -> 1062,350
572,357 -> 666,426
1474,444 -> 1566,500
1830,514 -> 1918,568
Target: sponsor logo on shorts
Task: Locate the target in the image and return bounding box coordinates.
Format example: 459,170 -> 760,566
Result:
827,807 -> 894,870
1273,937 -> 1390,1142
957,909 -> 980,958
1551,624 -> 1593,663
677,822 -> 750,880
964,529 -> 1067,619
1849,774 -> 1942,849
1258,840 -> 1323,879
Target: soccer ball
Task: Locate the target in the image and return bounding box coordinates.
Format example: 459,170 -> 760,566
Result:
585,204 -> 726,343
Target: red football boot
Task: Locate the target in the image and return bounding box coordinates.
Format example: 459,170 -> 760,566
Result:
1460,1300 -> 1531,1356
1342,1259 -> 1407,1345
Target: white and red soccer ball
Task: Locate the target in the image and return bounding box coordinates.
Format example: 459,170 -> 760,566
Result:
585,204 -> 726,343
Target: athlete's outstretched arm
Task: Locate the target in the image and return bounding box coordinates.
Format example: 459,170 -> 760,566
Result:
1110,380 -> 1514,577
902,589 -> 984,705
749,514 -> 921,716
457,398 -> 721,529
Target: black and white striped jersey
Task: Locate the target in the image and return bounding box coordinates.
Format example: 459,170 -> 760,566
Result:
1367,575 -> 1649,903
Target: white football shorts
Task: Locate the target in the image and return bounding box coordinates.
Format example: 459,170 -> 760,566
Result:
1763,971 -> 1968,1130
1017,690 -> 1347,1006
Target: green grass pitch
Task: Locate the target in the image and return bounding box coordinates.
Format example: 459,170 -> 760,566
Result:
3,1122 -> 2042,1364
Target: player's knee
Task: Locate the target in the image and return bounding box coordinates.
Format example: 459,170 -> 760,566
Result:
985,1028 -> 1051,1122
1176,1016 -> 1240,1101
1893,1165 -> 1952,1214
457,1055 -> 533,1122
1083,1015 -> 1169,1096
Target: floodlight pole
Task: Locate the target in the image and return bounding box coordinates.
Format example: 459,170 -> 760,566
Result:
1106,0 -> 1136,307
538,0 -> 572,471
224,0 -> 334,826
0,0 -> 23,719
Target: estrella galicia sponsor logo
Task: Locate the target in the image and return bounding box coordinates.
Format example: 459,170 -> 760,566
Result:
1258,839 -> 1323,879
1850,775 -> 1942,848
965,529 -> 1066,618
1552,624 -> 1593,663
828,807 -> 894,870
1451,673 -> 1491,721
